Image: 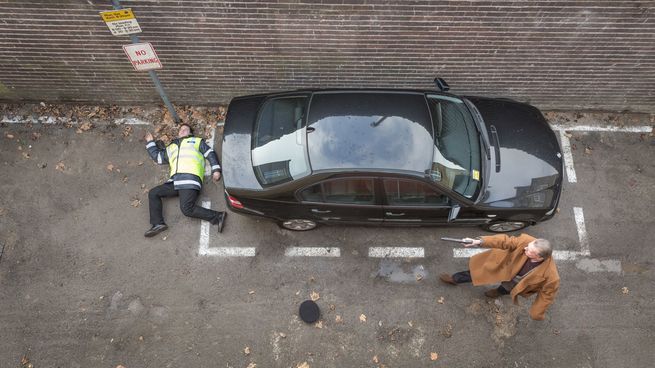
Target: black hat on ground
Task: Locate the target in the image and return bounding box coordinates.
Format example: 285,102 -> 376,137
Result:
299,300 -> 320,323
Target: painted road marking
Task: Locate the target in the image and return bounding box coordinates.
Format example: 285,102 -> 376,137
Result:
558,130 -> 577,183
550,124 -> 652,133
574,206 -> 590,256
199,200 -> 256,257
368,247 -> 424,258
285,247 -> 341,257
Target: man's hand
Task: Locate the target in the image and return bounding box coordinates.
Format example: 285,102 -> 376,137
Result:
462,237 -> 482,247
145,131 -> 154,142
212,171 -> 222,182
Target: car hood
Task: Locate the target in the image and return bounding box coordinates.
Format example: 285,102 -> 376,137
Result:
467,97 -> 563,209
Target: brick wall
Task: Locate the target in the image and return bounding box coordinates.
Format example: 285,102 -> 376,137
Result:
0,0 -> 653,112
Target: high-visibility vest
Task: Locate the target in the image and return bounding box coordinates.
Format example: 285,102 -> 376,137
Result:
166,137 -> 205,181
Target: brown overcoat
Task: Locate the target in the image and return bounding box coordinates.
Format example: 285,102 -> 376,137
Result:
469,233 -> 560,320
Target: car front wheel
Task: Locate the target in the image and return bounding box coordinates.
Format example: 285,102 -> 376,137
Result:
280,219 -> 318,231
483,221 -> 528,233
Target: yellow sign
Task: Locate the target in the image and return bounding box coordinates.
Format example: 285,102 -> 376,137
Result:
472,170 -> 480,181
100,8 -> 135,22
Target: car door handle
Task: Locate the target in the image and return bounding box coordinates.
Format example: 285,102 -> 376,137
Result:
385,212 -> 405,216
311,209 -> 331,214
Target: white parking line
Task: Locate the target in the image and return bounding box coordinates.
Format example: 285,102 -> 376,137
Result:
285,247 -> 341,257
558,130 -> 577,183
368,247 -> 424,258
574,207 -> 591,256
550,124 -> 652,133
453,248 -> 582,261
198,200 -> 256,257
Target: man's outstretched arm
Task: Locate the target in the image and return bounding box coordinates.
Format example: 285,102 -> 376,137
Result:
145,132 -> 169,165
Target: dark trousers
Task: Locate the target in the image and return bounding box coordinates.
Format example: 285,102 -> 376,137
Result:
452,270 -> 510,295
148,182 -> 218,225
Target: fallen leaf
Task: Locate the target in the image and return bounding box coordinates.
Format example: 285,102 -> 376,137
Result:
373,355 -> 379,363
279,332 -> 286,338
295,290 -> 301,296
22,152 -> 31,159
137,161 -> 144,166
246,363 -> 256,368
122,126 -> 133,137
5,133 -> 15,139
55,161 -> 66,171
408,321 -> 414,327
0,208 -> 6,216
31,132 -> 41,140
622,287 -> 629,294
430,352 -> 439,361
415,274 -> 423,281
138,336 -> 144,341
244,346 -> 251,355
162,236 -> 167,241
335,315 -> 343,323
437,296 -> 445,304
122,176 -> 128,183
329,304 -> 336,311
310,291 -> 320,301
584,146 -> 593,154
564,132 -> 573,138
296,363 -> 309,368
76,121 -> 93,133
116,365 -> 126,368
106,163 -> 115,172
130,199 -> 141,208
315,320 -> 323,329
38,162 -> 47,169
359,314 -> 367,323
21,356 -> 29,365
248,290 -> 255,294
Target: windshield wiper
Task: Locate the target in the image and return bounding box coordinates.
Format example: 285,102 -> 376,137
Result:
464,99 -> 490,159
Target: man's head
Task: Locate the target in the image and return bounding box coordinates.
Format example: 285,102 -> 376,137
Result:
178,124 -> 194,138
524,238 -> 552,261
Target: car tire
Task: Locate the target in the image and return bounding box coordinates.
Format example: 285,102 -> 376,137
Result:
279,219 -> 318,231
483,221 -> 528,233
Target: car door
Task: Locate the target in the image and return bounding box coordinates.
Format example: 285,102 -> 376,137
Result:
297,177 -> 384,225
381,178 -> 452,225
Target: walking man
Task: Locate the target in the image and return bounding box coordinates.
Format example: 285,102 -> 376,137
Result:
440,234 -> 559,320
143,124 -> 226,237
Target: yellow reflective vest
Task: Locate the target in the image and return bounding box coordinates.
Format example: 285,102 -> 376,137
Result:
166,137 -> 205,181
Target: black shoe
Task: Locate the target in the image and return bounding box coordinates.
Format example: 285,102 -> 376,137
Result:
144,223 -> 168,238
439,273 -> 458,286
216,212 -> 226,233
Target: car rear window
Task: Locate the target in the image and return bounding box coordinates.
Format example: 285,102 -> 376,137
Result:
252,96 -> 311,186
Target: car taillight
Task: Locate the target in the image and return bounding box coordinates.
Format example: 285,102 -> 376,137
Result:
227,195 -> 244,209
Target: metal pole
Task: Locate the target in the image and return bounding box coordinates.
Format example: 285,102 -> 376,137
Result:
111,0 -> 181,124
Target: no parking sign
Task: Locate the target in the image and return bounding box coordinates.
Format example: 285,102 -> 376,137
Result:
122,42 -> 163,71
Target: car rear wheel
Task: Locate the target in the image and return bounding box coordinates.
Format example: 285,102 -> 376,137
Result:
483,221 -> 528,233
280,219 -> 318,231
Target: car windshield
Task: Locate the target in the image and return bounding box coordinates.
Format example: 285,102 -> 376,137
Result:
426,94 -> 481,198
251,96 -> 311,186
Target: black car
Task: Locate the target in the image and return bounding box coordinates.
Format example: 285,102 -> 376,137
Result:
221,81 -> 563,232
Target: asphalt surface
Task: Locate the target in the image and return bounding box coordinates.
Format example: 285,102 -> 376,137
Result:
1,118 -> 654,368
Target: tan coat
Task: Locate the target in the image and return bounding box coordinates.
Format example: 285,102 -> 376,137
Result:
469,233 -> 560,320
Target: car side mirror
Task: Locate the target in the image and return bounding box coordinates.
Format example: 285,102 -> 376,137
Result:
434,77 -> 450,92
448,204 -> 460,222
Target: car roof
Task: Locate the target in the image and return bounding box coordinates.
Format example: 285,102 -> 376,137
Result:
306,91 -> 435,174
